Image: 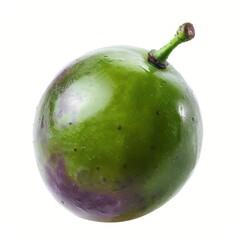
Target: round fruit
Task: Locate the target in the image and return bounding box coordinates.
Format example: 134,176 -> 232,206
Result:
33,23 -> 202,222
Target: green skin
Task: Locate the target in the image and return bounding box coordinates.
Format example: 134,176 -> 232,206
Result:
33,24 -> 202,222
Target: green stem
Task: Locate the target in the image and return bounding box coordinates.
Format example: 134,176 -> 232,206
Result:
148,22 -> 195,69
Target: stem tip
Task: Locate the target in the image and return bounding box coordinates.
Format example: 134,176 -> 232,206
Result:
180,22 -> 195,41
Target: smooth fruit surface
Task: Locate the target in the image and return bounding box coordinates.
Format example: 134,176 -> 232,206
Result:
33,46 -> 202,222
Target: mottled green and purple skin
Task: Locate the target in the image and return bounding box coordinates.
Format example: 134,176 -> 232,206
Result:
33,45 -> 202,222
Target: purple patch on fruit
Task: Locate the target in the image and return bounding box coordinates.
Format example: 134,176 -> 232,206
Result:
52,67 -> 69,84
45,154 -> 122,221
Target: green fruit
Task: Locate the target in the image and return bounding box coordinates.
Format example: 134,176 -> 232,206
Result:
33,23 -> 202,222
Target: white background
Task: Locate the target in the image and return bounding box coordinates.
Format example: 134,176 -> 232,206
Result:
0,0 -> 239,239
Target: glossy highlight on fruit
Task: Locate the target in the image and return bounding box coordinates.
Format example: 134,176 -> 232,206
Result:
33,23 -> 202,222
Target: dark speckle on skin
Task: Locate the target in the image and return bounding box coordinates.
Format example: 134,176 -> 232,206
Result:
69,122 -> 72,125
41,116 -> 44,129
151,195 -> 157,201
135,194 -> 144,203
45,156 -> 122,220
101,177 -> 107,184
156,110 -> 160,115
127,177 -> 133,184
140,205 -> 147,211
96,166 -> 100,171
115,180 -> 120,185
74,148 -> 77,152
150,145 -> 155,150
173,155 -> 179,163
117,125 -> 122,130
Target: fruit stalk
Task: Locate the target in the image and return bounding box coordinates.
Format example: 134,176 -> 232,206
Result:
148,22 -> 195,69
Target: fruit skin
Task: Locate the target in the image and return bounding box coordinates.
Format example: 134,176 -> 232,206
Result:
33,46 -> 202,222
